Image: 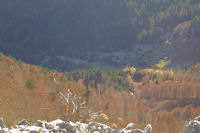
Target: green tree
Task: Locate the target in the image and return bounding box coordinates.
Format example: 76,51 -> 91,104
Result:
25,79 -> 36,90
84,86 -> 91,103
60,74 -> 68,82
0,52 -> 4,61
15,59 -> 23,69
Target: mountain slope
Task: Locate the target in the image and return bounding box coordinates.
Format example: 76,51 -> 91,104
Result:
0,0 -> 200,71
0,54 -> 200,133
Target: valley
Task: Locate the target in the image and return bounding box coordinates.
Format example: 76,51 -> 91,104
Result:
0,54 -> 199,133
0,1 -> 200,133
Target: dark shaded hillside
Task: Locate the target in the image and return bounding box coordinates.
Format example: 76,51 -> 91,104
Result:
0,0 -> 200,71
0,0 -> 132,62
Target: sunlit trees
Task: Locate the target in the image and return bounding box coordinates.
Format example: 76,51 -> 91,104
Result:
127,0 -> 200,43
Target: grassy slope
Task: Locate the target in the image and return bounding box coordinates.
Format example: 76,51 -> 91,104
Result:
0,55 -> 86,126
0,54 -> 200,133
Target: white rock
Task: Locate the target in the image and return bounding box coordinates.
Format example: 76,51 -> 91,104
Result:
125,123 -> 135,130
34,120 -> 47,128
194,116 -> 200,121
144,124 -> 152,133
181,116 -> 200,133
0,118 -> 152,133
0,117 -> 5,128
17,119 -> 30,126
130,129 -> 144,133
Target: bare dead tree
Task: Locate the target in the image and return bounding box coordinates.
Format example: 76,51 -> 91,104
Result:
53,77 -> 101,122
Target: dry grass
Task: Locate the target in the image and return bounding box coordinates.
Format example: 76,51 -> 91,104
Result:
0,55 -> 200,133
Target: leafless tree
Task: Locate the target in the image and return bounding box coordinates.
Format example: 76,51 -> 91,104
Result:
53,77 -> 101,122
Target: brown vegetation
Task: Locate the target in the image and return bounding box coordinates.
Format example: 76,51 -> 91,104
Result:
0,55 -> 200,133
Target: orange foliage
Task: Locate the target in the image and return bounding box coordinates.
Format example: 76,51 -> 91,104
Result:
0,56 -> 199,133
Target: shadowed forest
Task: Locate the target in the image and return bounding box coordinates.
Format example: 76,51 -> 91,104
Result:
0,0 -> 200,70
0,0 -> 200,133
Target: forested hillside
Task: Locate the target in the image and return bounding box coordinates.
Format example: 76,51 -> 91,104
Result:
0,53 -> 200,133
128,0 -> 200,43
0,0 -> 200,70
0,1 -> 200,133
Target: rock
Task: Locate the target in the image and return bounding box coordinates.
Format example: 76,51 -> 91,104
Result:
194,116 -> 200,121
88,122 -> 113,133
29,131 -> 40,133
17,119 -> 30,126
181,116 -> 200,133
130,129 -> 144,133
144,124 -> 152,133
110,129 -> 121,133
88,122 -> 96,131
45,119 -> 64,130
56,122 -> 67,129
125,123 -> 135,130
57,122 -> 74,133
34,120 -> 46,128
50,129 -> 66,133
0,117 -> 152,133
0,117 -> 5,128
0,130 -> 6,133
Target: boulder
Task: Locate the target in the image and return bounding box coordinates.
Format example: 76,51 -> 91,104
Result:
0,117 -> 5,128
56,122 -> 68,129
194,116 -> 200,121
17,119 -> 30,126
110,129 -> 121,133
125,123 -> 135,130
49,129 -> 66,133
181,116 -> 200,133
130,129 -> 144,133
58,122 -> 74,133
29,131 -> 40,133
46,119 -> 64,129
0,117 -> 153,133
144,124 -> 152,133
0,130 -> 6,133
88,122 -> 96,131
34,120 -> 46,128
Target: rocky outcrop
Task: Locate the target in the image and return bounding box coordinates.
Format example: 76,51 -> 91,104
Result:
2,116 -> 200,133
17,119 -> 30,126
0,117 -> 5,128
181,116 -> 200,133
0,118 -> 152,133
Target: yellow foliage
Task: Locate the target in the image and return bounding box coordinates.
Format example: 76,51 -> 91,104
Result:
153,57 -> 171,69
123,66 -> 136,74
130,67 -> 136,74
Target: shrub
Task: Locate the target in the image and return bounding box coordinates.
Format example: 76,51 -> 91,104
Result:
60,75 -> 67,82
25,79 -> 36,90
152,57 -> 171,69
105,103 -> 109,110
123,66 -> 136,75
41,67 -> 51,76
133,70 -> 144,82
15,59 -> 23,69
84,86 -> 91,103
49,75 -> 54,81
29,65 -> 36,74
189,64 -> 200,73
